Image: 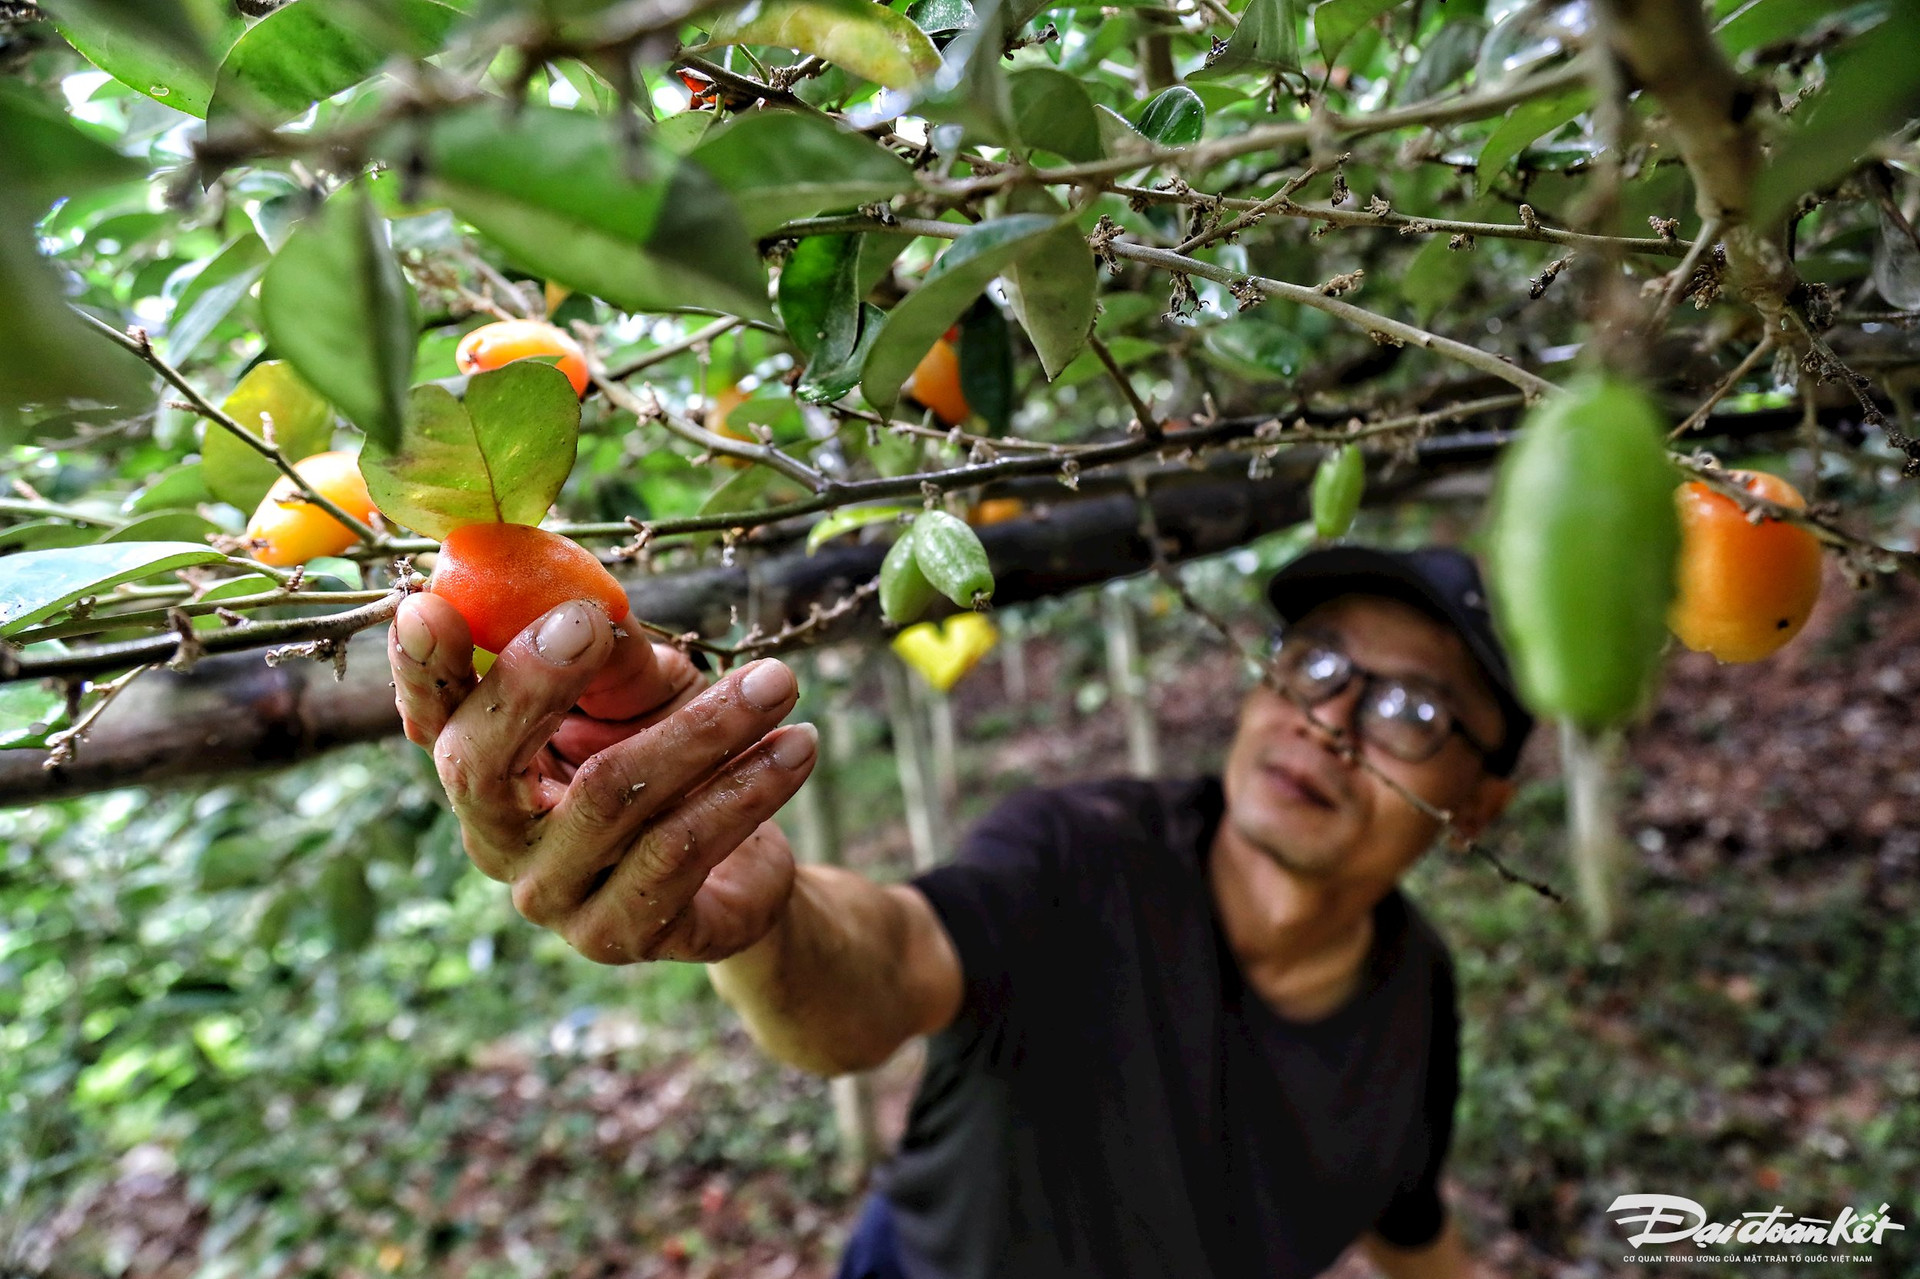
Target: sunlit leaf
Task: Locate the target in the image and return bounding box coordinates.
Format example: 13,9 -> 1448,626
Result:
907,0 -> 975,35
358,363 -> 580,539
0,542 -> 227,636
706,0 -> 942,89
0,82 -> 146,210
258,185 -> 416,449
806,502 -> 914,554
206,0 -> 463,133
860,214 -> 1058,413
205,362 -> 336,512
98,511 -> 220,544
689,111 -> 915,237
0,682 -> 67,751
41,0 -> 242,118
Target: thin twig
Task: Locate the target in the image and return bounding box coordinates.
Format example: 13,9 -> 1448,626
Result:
1172,153 -> 1350,255
10,589 -> 393,645
1668,335 -> 1773,440
607,317 -> 742,379
41,664 -> 152,769
1089,333 -> 1161,439
72,309 -> 384,547
1645,215 -> 1722,333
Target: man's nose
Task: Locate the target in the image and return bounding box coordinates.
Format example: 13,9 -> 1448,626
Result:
1299,680 -> 1367,752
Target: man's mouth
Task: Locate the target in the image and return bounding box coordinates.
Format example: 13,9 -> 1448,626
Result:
1259,761 -> 1338,810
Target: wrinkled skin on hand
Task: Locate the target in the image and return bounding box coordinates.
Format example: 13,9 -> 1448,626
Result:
388,592 -> 817,964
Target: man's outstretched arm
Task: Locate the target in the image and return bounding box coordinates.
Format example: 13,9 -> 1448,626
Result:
389,592 -> 962,1075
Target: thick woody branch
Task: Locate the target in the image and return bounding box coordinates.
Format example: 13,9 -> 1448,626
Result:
1592,0 -> 1796,312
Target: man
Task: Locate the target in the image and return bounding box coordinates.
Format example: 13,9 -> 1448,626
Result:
388,544 -> 1531,1279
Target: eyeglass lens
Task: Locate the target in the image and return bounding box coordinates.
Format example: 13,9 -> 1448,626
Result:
1275,635 -> 1452,762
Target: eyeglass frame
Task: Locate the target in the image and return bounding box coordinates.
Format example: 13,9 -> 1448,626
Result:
1262,625 -> 1503,767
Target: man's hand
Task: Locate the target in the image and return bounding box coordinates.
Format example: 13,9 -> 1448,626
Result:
388,591 -> 818,965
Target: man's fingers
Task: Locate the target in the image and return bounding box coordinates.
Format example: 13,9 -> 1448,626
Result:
546,658 -> 801,852
389,593 -> 477,748
575,636 -> 700,723
434,599 -> 618,842
647,822 -> 799,963
561,726 -> 817,963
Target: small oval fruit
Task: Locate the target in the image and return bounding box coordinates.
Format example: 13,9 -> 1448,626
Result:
246,450 -> 378,567
456,320 -> 590,398
428,522 -> 629,654
904,337 -> 971,427
911,509 -> 994,610
967,497 -> 1026,527
707,384 -> 752,470
1484,374 -> 1679,730
880,524 -> 938,626
1669,471 -> 1823,663
1310,444 -> 1365,541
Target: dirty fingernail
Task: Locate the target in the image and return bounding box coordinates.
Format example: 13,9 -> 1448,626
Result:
770,723 -> 817,769
535,601 -> 595,664
740,659 -> 795,711
395,606 -> 436,664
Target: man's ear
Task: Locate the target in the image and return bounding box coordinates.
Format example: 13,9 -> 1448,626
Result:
1451,773 -> 1517,839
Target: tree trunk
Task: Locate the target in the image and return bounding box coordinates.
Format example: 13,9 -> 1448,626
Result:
1102,586 -> 1160,779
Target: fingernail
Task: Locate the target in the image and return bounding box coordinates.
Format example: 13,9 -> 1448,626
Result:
395,607 -> 435,664
535,601 -> 595,664
740,659 -> 795,711
769,723 -> 817,769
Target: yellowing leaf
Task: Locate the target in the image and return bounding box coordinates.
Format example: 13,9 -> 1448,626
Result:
707,0 -> 942,90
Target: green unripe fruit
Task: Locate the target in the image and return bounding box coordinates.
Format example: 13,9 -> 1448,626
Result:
1484,374 -> 1680,730
911,509 -> 995,610
1311,444 -> 1365,541
1137,85 -> 1205,147
880,524 -> 938,626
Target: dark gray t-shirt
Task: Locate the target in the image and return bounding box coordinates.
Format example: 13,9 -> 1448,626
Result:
879,775 -> 1459,1279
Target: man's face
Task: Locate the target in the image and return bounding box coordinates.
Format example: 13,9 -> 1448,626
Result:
1219,593 -> 1515,883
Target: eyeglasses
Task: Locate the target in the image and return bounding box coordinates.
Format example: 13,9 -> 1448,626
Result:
1264,628 -> 1500,766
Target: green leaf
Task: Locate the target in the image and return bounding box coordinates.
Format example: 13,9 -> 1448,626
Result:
1715,0 -> 1860,58
1093,104 -> 1154,159
916,0 -> 1017,145
258,185 -> 416,450
1008,67 -> 1102,162
320,855 -> 377,952
204,361 -> 336,513
161,234 -> 268,364
1200,0 -> 1299,78
958,298 -> 1013,435
0,82 -> 147,211
707,0 -> 942,89
1002,219 -> 1097,380
1313,0 -> 1402,66
806,502 -> 914,554
697,461 -> 809,516
1136,85 -> 1205,147
689,111 -> 915,238
1402,17 -> 1484,102
401,103 -> 770,322
860,214 -> 1058,414
206,0 -> 462,133
1400,232 -> 1477,320
98,511 -> 220,544
906,0 -> 975,35
778,233 -> 864,368
1475,87 -> 1592,196
41,0 -> 243,118
0,542 -> 227,636
0,682 -> 67,751
798,301 -> 886,403
0,520 -> 100,553
1751,7 -> 1920,226
1201,320 -> 1307,380
359,362 -> 580,540
128,463 -> 211,515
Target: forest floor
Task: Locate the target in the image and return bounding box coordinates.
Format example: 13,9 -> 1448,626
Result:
22,563 -> 1918,1279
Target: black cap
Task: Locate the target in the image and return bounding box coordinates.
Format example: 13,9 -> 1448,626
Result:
1264,545 -> 1534,776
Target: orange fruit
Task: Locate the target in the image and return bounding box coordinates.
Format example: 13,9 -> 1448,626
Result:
246,450 -> 377,567
706,384 -> 753,469
967,497 -> 1026,526
1669,471 -> 1823,663
904,337 -> 971,427
427,522 -> 630,655
456,319 -> 589,397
